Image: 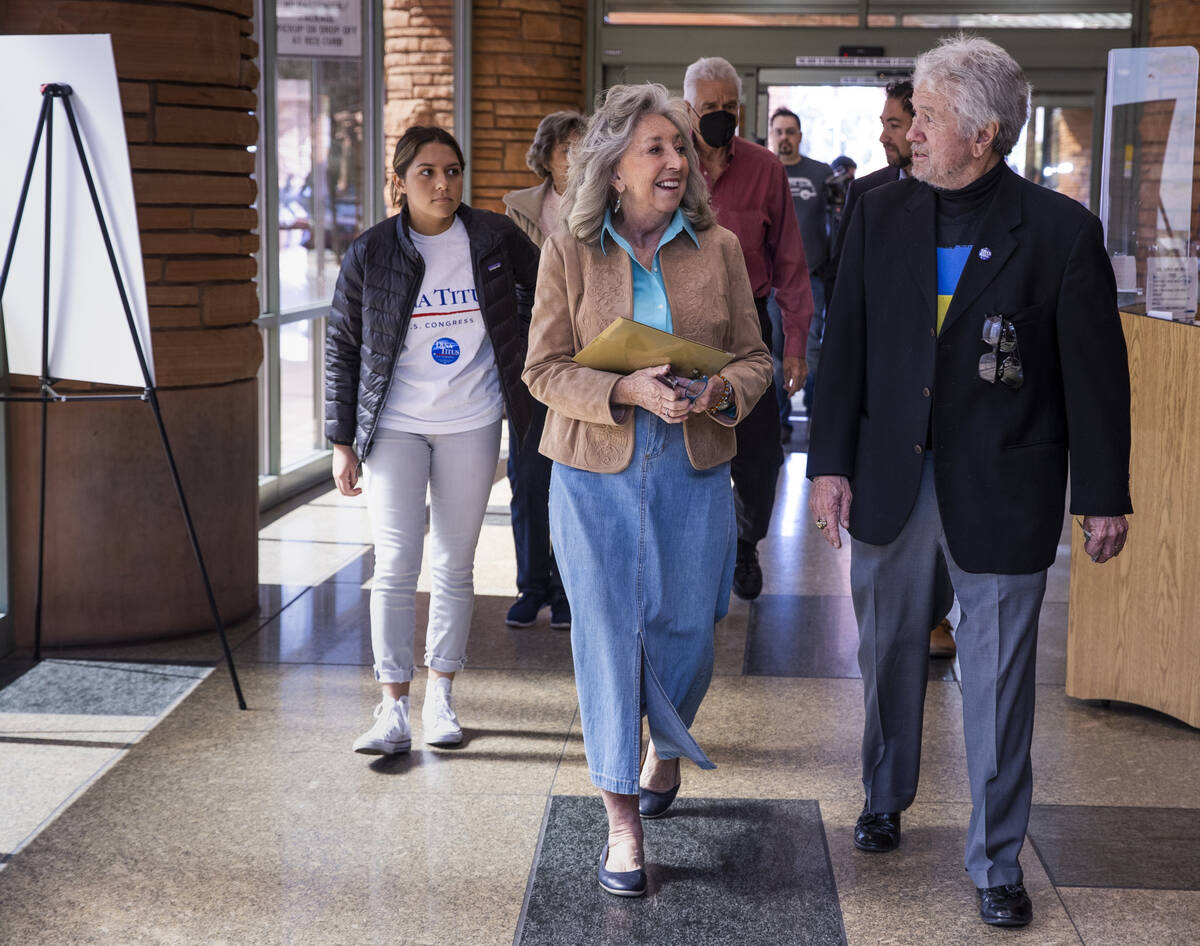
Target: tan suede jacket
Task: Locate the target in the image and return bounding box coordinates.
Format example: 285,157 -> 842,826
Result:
523,223 -> 772,472
502,180 -> 552,247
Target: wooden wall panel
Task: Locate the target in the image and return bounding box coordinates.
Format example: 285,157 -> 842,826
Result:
1067,313 -> 1200,727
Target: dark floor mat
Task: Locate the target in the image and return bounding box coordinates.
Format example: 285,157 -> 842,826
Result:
517,795 -> 847,946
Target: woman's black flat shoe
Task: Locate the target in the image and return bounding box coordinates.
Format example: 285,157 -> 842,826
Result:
638,781 -> 680,818
598,842 -> 647,897
638,757 -> 681,818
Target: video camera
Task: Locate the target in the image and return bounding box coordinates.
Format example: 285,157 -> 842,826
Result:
824,165 -> 854,213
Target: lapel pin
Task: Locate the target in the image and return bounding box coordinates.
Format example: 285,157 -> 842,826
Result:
978,247 -> 992,261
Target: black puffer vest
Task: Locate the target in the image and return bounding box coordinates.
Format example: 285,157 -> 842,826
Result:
325,203 -> 540,459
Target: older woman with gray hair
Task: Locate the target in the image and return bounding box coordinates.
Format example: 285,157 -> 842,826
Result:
503,110 -> 587,247
524,83 -> 772,896
500,110 -> 587,632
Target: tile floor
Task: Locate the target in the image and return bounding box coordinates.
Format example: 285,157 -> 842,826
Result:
0,659 -> 210,866
1,417 -> 1197,945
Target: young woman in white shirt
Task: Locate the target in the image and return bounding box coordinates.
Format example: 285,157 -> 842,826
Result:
326,126 -> 539,754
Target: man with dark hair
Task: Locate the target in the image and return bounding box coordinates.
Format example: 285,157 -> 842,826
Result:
829,79 -> 914,276
810,36 -> 1131,927
767,106 -> 833,440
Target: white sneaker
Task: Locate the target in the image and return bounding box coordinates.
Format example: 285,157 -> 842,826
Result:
422,676 -> 463,746
353,696 -> 411,755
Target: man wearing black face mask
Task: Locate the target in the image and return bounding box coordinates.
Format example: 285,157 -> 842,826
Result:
683,56 -> 815,600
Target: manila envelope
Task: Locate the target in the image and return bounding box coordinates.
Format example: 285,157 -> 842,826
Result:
572,317 -> 732,377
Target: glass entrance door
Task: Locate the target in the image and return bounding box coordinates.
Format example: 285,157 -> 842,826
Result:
764,79 -> 1100,213
256,0 -> 384,507
1017,95 -> 1096,210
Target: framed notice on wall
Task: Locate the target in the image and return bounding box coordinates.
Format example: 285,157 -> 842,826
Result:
1146,256 -> 1198,321
277,0 -> 362,58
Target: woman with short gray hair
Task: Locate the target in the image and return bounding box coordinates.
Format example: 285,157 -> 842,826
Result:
525,110 -> 587,181
503,110 -> 586,246
501,109 -> 587,632
523,82 -> 771,896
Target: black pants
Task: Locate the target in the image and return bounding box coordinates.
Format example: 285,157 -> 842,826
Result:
731,296 -> 784,546
506,400 -> 563,599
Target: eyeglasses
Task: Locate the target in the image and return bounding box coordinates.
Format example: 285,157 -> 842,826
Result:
659,372 -> 708,403
685,101 -> 738,118
978,314 -> 1023,389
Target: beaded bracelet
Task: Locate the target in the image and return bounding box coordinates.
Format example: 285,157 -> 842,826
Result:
705,374 -> 732,415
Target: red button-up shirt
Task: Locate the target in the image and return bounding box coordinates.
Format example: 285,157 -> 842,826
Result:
700,135 -> 814,358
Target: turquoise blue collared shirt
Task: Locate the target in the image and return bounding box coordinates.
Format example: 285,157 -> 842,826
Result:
600,208 -> 699,332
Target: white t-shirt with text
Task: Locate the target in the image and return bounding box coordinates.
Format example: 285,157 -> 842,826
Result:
377,216 -> 503,434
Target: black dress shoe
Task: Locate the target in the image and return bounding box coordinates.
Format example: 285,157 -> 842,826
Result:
598,842 -> 647,897
978,883 -> 1032,927
853,806 -> 901,852
732,542 -> 763,600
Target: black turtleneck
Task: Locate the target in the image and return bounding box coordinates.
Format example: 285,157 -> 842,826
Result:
926,160 -> 1006,450
935,159 -> 1006,249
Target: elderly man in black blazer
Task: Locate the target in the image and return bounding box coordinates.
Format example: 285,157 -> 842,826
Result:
808,35 -> 1131,928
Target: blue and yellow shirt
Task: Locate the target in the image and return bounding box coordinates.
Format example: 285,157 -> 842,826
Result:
936,244 -> 973,334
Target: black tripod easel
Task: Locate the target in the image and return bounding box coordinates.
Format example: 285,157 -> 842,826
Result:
0,83 -> 246,709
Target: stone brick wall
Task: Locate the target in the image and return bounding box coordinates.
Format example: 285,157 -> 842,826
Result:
0,0 -> 260,647
1148,0 -> 1200,249
1048,107 -> 1092,210
1131,100 -> 1175,278
383,0 -> 454,210
471,0 -> 586,212
379,1 -> 584,213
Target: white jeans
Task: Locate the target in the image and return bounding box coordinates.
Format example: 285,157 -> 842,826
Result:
362,420 -> 502,683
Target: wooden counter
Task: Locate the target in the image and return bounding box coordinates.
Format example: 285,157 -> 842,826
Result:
1066,311 -> 1200,728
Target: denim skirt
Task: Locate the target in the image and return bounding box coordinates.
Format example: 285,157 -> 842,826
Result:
549,410 -> 737,794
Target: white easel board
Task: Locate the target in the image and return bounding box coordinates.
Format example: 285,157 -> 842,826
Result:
0,34 -> 153,387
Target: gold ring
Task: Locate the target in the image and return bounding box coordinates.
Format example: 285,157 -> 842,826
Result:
815,518 -> 828,530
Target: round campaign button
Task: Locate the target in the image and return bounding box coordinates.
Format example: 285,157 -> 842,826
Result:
431,337 -> 460,364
